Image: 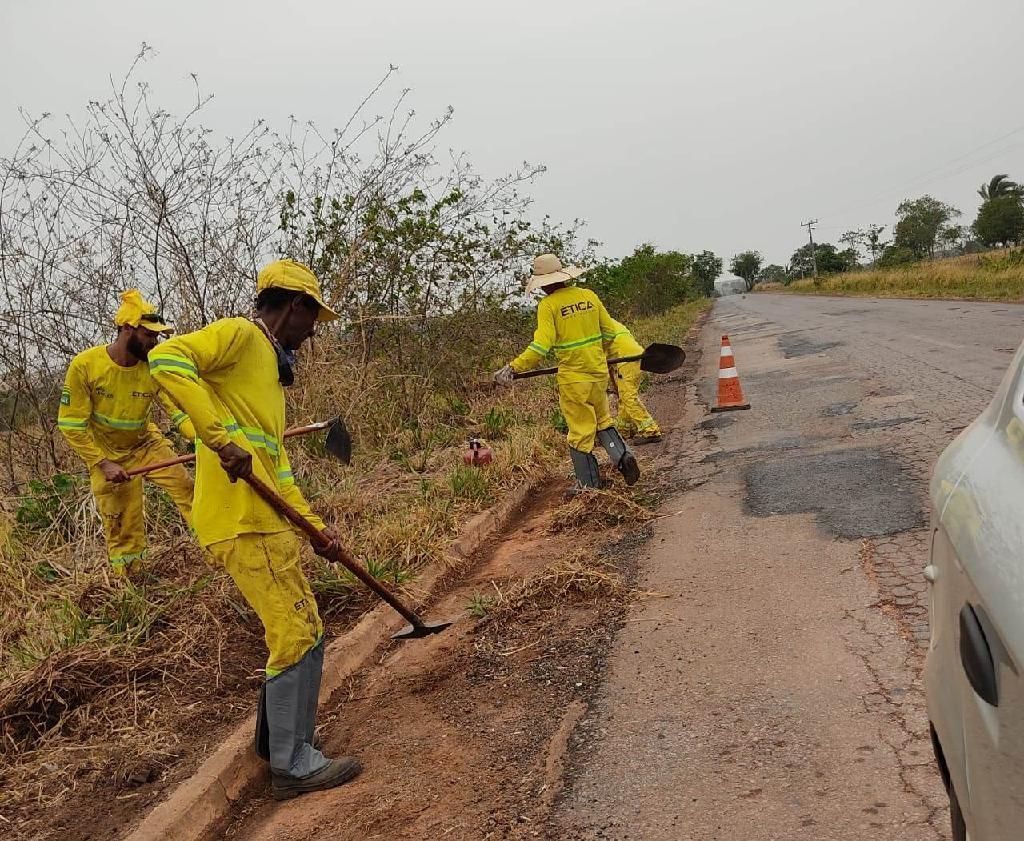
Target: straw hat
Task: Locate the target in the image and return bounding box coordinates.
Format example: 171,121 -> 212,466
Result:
524,254 -> 587,294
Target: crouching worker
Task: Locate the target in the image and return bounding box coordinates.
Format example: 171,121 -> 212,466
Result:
149,259 -> 361,799
493,254 -> 640,493
605,318 -> 662,444
57,290 -> 195,575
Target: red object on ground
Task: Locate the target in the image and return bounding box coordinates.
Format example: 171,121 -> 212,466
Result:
464,438 -> 493,466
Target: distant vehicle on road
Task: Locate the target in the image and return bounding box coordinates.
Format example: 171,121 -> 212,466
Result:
714,277 -> 747,297
926,340 -> 1024,841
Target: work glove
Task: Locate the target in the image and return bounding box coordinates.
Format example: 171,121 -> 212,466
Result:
493,364 -> 515,385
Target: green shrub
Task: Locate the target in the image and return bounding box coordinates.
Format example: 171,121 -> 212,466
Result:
448,464 -> 489,503
483,406 -> 514,439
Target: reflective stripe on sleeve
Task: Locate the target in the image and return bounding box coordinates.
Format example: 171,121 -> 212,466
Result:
149,355 -> 199,381
57,417 -> 89,430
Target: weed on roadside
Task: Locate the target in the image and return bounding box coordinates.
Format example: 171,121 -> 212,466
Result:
466,593 -> 497,618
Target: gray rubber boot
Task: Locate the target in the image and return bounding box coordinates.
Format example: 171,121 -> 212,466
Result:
301,640 -> 324,747
265,647 -> 331,780
569,447 -> 602,489
597,427 -> 641,486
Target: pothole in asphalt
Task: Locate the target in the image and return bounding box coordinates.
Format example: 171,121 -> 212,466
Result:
777,332 -> 843,358
699,414 -> 738,430
822,401 -> 857,417
851,416 -> 920,431
743,448 -> 923,538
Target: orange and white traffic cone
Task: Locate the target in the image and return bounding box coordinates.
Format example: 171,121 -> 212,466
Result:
711,335 -> 751,413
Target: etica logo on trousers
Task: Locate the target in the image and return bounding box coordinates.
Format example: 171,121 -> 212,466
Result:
294,598 -> 307,613
560,300 -> 594,318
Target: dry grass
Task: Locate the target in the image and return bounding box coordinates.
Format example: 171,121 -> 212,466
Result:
484,551 -> 628,622
775,249 -> 1024,301
547,487 -> 656,534
629,298 -> 712,346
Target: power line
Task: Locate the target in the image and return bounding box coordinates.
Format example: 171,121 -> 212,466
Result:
820,121 -> 1024,224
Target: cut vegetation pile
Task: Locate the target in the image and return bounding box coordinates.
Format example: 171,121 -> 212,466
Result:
776,249 -> 1024,301
547,488 -> 656,533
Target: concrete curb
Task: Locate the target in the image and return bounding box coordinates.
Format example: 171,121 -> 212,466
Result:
123,471 -> 548,841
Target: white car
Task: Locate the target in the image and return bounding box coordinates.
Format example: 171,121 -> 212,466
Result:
927,340 -> 1024,840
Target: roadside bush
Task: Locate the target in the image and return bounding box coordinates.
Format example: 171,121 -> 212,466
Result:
877,245 -> 918,268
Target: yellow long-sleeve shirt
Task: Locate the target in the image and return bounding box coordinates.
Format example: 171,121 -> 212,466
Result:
603,317 -> 644,359
57,345 -> 196,469
148,317 -> 326,547
510,287 -> 619,383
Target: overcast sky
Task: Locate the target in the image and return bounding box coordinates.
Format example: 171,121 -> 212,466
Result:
2,0 -> 1024,270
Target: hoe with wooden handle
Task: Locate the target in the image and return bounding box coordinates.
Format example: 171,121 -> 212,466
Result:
242,471 -> 452,641
125,417 -> 353,477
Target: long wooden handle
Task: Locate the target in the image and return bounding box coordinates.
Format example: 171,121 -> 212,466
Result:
125,420 -> 332,478
511,353 -> 644,380
242,472 -> 425,629
126,452 -> 194,477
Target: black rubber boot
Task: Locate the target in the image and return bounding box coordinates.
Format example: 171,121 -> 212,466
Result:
271,757 -> 363,801
597,427 -> 641,486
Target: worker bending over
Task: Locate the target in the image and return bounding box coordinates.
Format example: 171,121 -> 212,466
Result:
494,254 -> 640,491
605,318 -> 662,444
149,259 -> 360,800
57,290 -> 194,575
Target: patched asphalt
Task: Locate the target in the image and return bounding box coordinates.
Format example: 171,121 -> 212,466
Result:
743,448 -> 923,538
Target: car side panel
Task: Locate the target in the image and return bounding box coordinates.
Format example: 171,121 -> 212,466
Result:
929,341 -> 1024,839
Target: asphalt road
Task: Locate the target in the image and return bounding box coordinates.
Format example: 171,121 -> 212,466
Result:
554,294 -> 1024,840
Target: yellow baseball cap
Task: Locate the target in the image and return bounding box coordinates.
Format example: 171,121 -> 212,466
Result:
114,289 -> 173,334
256,259 -> 339,322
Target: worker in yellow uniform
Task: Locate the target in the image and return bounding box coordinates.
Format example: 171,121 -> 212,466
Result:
604,318 -> 663,444
494,254 -> 640,491
57,290 -> 195,575
149,259 -> 361,800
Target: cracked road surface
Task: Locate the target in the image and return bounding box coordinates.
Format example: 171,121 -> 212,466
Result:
554,295 -> 1024,840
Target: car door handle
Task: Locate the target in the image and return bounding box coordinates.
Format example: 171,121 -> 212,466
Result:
960,604 -> 999,707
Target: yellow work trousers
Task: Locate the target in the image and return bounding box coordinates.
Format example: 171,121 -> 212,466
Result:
613,362 -> 662,436
90,438 -> 194,574
559,377 -> 613,454
208,530 -> 323,677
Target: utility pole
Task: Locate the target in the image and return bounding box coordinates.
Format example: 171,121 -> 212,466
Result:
802,219 -> 818,278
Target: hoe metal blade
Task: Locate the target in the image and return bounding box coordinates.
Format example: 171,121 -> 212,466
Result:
391,620 -> 454,640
